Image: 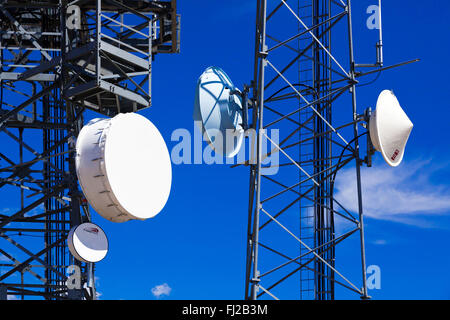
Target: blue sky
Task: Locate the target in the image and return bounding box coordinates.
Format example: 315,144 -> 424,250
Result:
92,0 -> 450,300
2,0 -> 450,300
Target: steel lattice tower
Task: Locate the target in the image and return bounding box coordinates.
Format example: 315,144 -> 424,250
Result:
244,0 -> 380,300
0,0 -> 179,300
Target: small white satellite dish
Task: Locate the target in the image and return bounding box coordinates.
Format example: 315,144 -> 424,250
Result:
68,222 -> 108,263
369,90 -> 413,167
194,66 -> 244,158
76,113 -> 172,223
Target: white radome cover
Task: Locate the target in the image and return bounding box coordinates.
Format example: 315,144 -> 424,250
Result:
68,222 -> 108,263
76,113 -> 172,222
194,66 -> 244,158
369,90 -> 414,167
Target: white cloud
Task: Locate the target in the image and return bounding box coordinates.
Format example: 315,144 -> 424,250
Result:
151,283 -> 172,299
372,239 -> 388,245
7,295 -> 19,300
94,276 -> 102,300
24,204 -> 45,218
1,204 -> 45,218
334,159 -> 450,226
0,254 -> 9,262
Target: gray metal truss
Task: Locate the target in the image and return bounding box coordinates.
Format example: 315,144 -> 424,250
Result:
244,0 -> 402,300
0,0 -> 179,300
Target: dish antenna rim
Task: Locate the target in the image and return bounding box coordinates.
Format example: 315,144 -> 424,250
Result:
67,222 -> 109,263
369,89 -> 413,167
194,66 -> 245,158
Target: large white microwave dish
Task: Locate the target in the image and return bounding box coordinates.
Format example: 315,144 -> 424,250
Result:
76,113 -> 172,222
68,222 -> 108,263
369,90 -> 413,167
194,66 -> 244,158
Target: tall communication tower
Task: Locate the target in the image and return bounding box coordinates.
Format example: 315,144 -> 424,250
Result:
0,0 -> 179,300
244,0 -> 415,300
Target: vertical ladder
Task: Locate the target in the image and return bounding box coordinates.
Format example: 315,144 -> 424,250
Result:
312,0 -> 334,300
298,0 -> 334,300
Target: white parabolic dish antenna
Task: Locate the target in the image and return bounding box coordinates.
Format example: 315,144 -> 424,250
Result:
76,113 -> 172,223
194,66 -> 244,158
68,222 -> 108,263
369,90 -> 413,167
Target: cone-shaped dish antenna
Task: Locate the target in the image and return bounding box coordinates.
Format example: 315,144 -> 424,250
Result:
194,66 -> 244,158
369,90 -> 413,167
68,222 -> 108,263
76,113 -> 172,222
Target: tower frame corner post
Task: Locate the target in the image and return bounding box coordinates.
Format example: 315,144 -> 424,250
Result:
346,0 -> 369,300
0,1 -> 93,300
